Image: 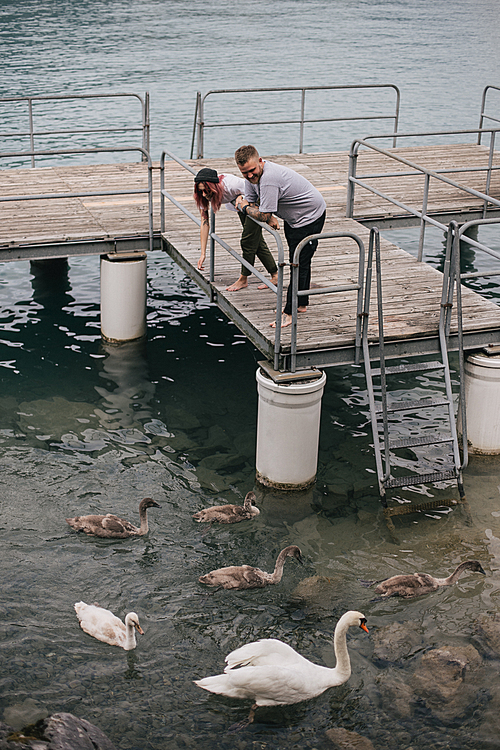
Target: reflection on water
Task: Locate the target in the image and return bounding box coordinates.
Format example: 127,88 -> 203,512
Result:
1,250 -> 500,749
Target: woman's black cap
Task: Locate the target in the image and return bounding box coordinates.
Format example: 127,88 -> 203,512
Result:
194,167 -> 219,184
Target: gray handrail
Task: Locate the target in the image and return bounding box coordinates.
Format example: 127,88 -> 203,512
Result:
289,232 -> 365,372
478,85 -> 500,144
0,92 -> 150,166
347,127 -> 500,261
191,84 -> 400,158
0,146 -> 154,251
159,149 -> 286,370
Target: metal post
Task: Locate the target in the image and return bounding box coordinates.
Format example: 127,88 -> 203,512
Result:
197,93 -> 204,159
346,144 -> 358,218
484,130 -> 496,217
299,89 -> 306,154
142,91 -> 150,159
209,207 -> 215,284
417,173 -> 430,262
28,98 -> 35,168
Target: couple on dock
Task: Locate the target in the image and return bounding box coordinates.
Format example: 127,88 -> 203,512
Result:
193,145 -> 326,329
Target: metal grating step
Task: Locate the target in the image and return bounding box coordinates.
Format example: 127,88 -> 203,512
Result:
371,361 -> 445,377
388,434 -> 454,449
384,470 -> 457,488
376,397 -> 450,414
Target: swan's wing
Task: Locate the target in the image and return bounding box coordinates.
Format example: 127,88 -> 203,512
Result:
193,504 -> 247,523
225,638 -> 308,670
101,514 -> 136,534
198,664 -> 326,706
75,604 -> 126,646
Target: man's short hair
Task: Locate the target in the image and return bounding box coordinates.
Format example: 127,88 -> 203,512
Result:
235,145 -> 259,166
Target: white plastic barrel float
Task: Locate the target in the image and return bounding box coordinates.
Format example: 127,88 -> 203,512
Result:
100,253 -> 147,343
462,352 -> 500,454
255,367 -> 327,490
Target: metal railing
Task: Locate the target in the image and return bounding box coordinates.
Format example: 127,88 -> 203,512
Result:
347,127 -> 500,261
445,216 -> 500,470
478,85 -> 500,144
0,92 -> 150,167
289,231 -> 365,372
190,84 -> 400,158
0,146 -> 154,252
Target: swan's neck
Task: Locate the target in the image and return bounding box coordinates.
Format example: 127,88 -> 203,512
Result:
332,617 -> 352,683
269,551 -> 288,583
125,621 -> 137,649
137,507 -> 149,535
438,562 -> 471,586
243,496 -> 253,511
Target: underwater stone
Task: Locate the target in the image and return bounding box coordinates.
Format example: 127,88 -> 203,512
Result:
372,621 -> 422,664
325,726 -> 375,749
0,713 -> 117,750
474,613 -> 500,658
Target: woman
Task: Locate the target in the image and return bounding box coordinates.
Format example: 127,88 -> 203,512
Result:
193,167 -> 277,292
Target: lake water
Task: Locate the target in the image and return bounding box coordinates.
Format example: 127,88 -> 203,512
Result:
1,2 -> 500,749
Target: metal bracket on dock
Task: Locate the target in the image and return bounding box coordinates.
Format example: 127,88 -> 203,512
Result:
258,360 -> 323,384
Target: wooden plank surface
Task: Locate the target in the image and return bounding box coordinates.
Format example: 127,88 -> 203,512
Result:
1,146 -> 500,364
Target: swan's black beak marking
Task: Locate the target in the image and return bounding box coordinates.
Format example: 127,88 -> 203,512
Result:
360,618 -> 369,634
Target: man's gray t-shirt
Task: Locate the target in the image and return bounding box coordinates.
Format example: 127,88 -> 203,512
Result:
244,160 -> 326,229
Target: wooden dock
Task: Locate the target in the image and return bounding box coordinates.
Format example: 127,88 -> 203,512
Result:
2,144 -> 500,368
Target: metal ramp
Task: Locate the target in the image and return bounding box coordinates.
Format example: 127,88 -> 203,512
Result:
362,227 -> 469,535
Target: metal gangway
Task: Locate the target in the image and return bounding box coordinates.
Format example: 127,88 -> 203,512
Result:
361,226 -> 470,535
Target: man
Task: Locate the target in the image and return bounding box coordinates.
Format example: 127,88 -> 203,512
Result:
234,145 -> 326,328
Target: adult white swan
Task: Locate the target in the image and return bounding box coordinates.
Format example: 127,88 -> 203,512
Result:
195,610 -> 368,727
74,602 -> 144,650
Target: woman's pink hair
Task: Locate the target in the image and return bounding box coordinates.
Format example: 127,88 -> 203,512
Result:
193,175 -> 225,213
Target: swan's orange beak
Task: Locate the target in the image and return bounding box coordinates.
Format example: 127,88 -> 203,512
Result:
135,623 -> 144,635
360,620 -> 369,633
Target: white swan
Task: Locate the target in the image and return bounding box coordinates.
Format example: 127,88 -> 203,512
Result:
364,560 -> 485,599
193,491 -> 260,524
198,545 -> 303,590
195,610 -> 368,727
74,602 -> 144,650
66,497 -> 161,538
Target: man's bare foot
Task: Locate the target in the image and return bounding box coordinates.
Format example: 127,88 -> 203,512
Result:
270,313 -> 293,329
226,276 -> 248,291
258,272 -> 278,290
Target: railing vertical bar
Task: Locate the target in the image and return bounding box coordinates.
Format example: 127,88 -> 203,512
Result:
28,99 -> 35,168
484,130 -> 496,218
209,207 -> 215,284
417,173 -> 430,262
299,89 -> 306,154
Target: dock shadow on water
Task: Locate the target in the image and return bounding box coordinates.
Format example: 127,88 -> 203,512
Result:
0,249 -> 499,749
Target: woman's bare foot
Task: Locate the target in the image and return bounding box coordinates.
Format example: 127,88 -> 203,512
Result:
226,276 -> 248,291
258,272 -> 278,290
270,313 -> 293,329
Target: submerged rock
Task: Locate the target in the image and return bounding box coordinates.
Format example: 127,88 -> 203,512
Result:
290,575 -> 345,615
375,672 -> 414,719
0,713 -> 117,750
325,726 -> 375,749
474,613 -> 500,658
410,645 -> 483,723
372,621 -> 422,664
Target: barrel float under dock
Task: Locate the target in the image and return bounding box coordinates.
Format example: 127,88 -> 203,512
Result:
463,352 -> 500,454
100,253 -> 147,343
255,367 -> 327,490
